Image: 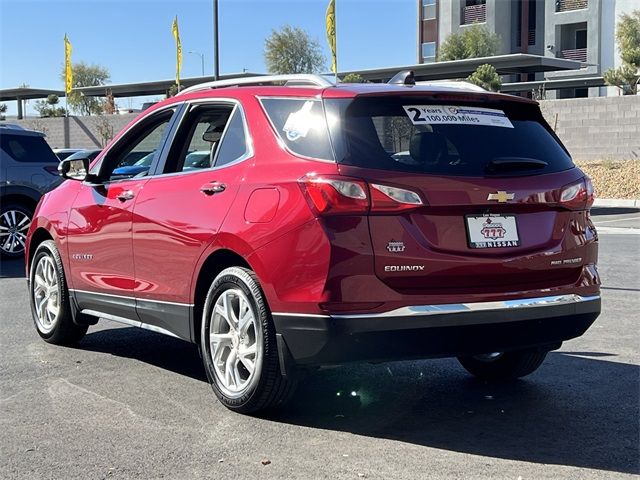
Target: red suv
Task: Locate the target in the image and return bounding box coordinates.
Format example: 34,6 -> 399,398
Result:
26,74 -> 600,413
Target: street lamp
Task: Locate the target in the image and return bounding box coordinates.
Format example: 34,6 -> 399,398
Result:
188,51 -> 205,77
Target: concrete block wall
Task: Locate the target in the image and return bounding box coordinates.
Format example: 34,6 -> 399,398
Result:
10,114 -> 138,150
539,95 -> 640,161
5,96 -> 640,162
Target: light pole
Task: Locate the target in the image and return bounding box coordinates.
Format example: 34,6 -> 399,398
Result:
188,50 -> 205,77
213,0 -> 219,80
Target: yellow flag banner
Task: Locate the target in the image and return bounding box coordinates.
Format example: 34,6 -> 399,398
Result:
172,16 -> 183,86
326,0 -> 337,74
64,34 -> 73,94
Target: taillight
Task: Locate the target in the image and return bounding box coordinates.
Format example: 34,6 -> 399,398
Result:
299,175 -> 369,215
43,166 -> 59,176
299,174 -> 424,216
370,183 -> 423,212
560,177 -> 594,210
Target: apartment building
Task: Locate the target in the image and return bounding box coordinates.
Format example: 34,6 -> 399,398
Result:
417,0 -> 637,98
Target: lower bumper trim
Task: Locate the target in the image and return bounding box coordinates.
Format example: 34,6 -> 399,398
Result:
273,295 -> 601,366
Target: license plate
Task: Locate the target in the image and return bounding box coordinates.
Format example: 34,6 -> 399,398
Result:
466,214 -> 520,249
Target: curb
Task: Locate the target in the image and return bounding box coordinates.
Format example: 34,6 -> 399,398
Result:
593,198 -> 640,208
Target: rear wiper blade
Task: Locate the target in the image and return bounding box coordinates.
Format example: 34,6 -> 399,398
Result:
485,157 -> 548,174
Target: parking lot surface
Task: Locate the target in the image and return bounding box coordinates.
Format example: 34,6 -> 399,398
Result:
1,210 -> 638,479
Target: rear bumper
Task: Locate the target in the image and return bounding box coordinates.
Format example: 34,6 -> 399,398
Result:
272,294 -> 601,366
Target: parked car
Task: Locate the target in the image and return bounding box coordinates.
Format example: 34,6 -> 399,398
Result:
65,149 -> 102,162
53,148 -> 83,161
0,124 -> 62,257
25,74 -> 601,413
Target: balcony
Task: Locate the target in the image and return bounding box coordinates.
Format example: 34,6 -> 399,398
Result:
556,0 -> 588,13
517,30 -> 537,47
462,4 -> 486,25
560,48 -> 587,62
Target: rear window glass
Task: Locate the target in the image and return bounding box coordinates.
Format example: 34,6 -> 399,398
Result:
0,134 -> 58,163
260,98 -> 334,161
328,97 -> 573,177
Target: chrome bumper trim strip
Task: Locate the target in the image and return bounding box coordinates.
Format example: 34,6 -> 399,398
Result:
331,294 -> 601,319
273,294 -> 600,320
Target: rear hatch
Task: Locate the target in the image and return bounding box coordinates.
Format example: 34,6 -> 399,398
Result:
324,94 -> 593,293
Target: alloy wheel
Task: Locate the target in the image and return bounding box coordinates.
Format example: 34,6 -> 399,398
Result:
0,209 -> 31,255
32,254 -> 60,333
208,288 -> 263,398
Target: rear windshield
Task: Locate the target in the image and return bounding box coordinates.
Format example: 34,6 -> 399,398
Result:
325,97 -> 573,177
0,133 -> 58,164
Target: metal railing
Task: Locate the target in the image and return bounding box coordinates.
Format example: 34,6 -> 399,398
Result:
178,74 -> 335,96
556,0 -> 588,13
560,48 -> 587,62
462,3 -> 486,24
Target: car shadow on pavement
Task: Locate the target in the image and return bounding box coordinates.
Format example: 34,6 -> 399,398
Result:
78,327 -> 638,475
80,327 -> 207,383
268,352 -> 639,475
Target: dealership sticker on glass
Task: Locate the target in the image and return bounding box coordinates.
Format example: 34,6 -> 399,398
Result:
466,214 -> 520,249
403,105 -> 514,128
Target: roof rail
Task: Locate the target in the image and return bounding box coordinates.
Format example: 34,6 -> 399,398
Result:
178,74 -> 335,96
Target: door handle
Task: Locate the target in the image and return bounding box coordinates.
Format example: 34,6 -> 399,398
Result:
200,182 -> 226,196
116,190 -> 135,202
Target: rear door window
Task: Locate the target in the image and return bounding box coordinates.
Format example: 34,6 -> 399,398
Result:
0,134 -> 58,163
326,97 -> 574,177
162,103 -> 251,173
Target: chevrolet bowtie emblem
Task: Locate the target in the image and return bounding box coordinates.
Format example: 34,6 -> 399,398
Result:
487,191 -> 515,203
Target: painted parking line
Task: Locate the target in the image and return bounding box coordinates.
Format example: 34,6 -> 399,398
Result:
593,216 -> 640,225
596,227 -> 640,235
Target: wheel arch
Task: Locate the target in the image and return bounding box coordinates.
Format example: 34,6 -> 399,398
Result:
1,192 -> 40,213
191,248 -> 252,344
27,227 -> 54,274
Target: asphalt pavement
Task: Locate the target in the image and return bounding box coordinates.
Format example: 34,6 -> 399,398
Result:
1,209 -> 638,480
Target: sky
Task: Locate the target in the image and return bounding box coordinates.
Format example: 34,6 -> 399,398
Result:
0,0 -> 418,115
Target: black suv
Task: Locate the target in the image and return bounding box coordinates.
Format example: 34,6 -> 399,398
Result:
0,124 -> 61,257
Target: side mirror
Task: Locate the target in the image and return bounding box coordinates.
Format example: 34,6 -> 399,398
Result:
59,157 -> 90,181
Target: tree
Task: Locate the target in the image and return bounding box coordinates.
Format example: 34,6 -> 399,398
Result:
166,83 -> 179,98
94,115 -> 115,147
34,94 -> 66,117
438,25 -> 500,61
60,62 -> 110,115
341,73 -> 368,83
467,64 -> 501,92
604,10 -> 640,95
264,25 -> 325,74
0,103 -> 6,120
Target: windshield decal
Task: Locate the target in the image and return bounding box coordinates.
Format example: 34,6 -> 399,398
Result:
403,105 -> 514,129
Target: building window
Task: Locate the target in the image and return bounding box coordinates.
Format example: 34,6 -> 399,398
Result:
422,42 -> 436,59
462,0 -> 486,25
556,0 -> 588,13
422,0 -> 436,20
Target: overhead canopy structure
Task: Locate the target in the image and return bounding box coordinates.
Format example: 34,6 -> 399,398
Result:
338,54 -> 588,83
0,88 -> 66,119
501,76 -> 606,93
75,72 -> 263,98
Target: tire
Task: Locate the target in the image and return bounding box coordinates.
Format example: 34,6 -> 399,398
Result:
0,202 -> 33,258
29,240 -> 88,345
457,349 -> 548,381
200,267 -> 296,414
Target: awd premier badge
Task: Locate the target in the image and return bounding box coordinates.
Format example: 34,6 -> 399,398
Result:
386,240 -> 405,253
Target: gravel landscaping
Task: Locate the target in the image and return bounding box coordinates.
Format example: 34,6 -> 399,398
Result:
576,159 -> 640,199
